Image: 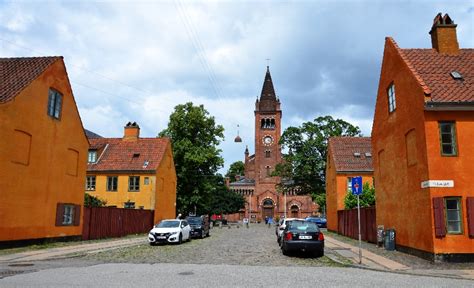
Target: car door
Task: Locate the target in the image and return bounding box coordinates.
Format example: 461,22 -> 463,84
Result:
182,220 -> 191,240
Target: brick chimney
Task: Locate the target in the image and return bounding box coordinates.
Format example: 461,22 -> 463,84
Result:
429,13 -> 459,55
123,122 -> 140,141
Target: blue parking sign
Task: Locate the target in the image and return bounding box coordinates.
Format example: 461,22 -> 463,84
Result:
351,176 -> 363,195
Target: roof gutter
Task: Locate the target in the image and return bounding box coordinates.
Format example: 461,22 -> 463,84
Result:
336,170 -> 374,174
425,102 -> 474,111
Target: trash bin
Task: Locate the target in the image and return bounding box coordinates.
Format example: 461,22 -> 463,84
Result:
384,229 -> 396,251
377,225 -> 384,247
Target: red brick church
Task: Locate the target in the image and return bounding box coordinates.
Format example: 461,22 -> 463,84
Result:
226,67 -> 317,222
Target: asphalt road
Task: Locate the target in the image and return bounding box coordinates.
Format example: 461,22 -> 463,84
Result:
1,262 -> 472,287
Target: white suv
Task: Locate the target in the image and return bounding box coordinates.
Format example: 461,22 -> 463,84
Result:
275,218 -> 305,245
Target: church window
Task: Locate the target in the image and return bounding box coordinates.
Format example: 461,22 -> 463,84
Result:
265,150 -> 271,158
261,119 -> 265,128
270,119 -> 275,128
266,165 -> 271,177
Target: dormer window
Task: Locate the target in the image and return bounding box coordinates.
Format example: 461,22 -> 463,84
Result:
88,150 -> 97,163
387,83 -> 396,113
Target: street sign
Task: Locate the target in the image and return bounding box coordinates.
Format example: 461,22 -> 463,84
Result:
351,176 -> 363,195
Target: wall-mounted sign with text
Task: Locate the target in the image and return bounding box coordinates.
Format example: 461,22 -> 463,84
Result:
421,180 -> 454,188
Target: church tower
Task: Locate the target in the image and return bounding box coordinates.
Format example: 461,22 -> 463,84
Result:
254,66 -> 282,185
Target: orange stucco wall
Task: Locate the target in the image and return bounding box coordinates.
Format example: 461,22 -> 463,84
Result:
372,38 -> 474,255
0,60 -> 89,241
326,153 -> 373,231
86,141 -> 176,225
425,111 -> 474,254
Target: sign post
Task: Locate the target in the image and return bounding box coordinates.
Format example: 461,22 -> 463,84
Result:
351,176 -> 363,264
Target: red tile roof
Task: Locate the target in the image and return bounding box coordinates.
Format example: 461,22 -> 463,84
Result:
328,137 -> 373,172
87,137 -> 171,173
388,37 -> 474,103
0,56 -> 62,104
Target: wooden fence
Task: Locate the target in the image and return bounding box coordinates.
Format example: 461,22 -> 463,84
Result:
337,206 -> 376,243
82,207 -> 154,240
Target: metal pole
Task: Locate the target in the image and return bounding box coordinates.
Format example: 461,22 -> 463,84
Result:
249,193 -> 251,224
284,191 -> 287,218
357,194 -> 362,264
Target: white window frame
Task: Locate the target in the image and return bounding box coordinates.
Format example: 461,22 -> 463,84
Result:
445,197 -> 462,234
86,176 -> 96,191
107,176 -> 118,191
129,176 -> 140,192
63,205 -> 75,225
387,83 -> 396,113
88,150 -> 97,163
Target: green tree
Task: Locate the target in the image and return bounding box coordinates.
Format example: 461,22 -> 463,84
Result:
225,161 -> 245,182
84,193 -> 107,208
159,102 -> 225,215
344,182 -> 376,209
208,175 -> 245,215
273,115 -> 361,198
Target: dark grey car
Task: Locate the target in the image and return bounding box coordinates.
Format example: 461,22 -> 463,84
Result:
186,215 -> 210,239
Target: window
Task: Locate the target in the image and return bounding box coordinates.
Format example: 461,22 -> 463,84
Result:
266,166 -> 271,177
439,122 -> 457,156
86,176 -> 96,191
63,205 -> 75,225
129,176 -> 140,191
88,150 -> 97,163
47,89 -> 63,119
445,197 -> 462,234
347,177 -> 352,190
55,203 -> 80,226
124,201 -> 135,209
387,83 -> 396,113
144,177 -> 150,185
265,150 -> 271,158
107,176 -> 118,191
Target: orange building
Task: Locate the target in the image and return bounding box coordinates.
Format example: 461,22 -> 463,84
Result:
85,122 -> 177,224
372,14 -> 474,261
326,137 -> 373,232
0,57 -> 89,243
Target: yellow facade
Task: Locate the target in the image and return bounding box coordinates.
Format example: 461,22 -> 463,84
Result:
0,58 -> 89,242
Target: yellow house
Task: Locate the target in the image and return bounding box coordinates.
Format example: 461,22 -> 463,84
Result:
85,122 -> 177,224
326,137 -> 374,232
0,56 -> 89,243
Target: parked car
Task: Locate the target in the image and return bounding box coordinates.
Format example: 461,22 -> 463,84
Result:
148,219 -> 191,245
280,220 -> 324,257
186,215 -> 210,239
275,218 -> 305,245
305,216 -> 327,228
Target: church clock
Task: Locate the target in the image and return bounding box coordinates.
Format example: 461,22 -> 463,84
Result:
262,135 -> 274,146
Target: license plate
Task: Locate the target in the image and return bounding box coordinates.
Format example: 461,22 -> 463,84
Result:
299,235 -> 312,239
157,236 -> 166,239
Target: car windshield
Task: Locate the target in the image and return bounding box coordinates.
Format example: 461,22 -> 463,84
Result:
155,221 -> 180,228
288,221 -> 319,233
187,217 -> 202,224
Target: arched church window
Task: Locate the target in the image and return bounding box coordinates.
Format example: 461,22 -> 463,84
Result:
270,119 -> 275,128
266,165 -> 271,177
261,119 -> 265,128
263,199 -> 273,206
265,150 -> 271,158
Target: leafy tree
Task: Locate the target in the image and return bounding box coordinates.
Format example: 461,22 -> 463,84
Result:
84,193 -> 107,207
159,102 -> 225,215
225,161 -> 245,182
344,182 -> 375,209
314,193 -> 326,215
208,175 -> 245,215
273,115 -> 361,198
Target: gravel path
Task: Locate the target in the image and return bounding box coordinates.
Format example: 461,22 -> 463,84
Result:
83,223 -> 338,267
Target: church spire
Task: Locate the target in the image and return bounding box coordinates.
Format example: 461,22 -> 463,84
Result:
257,66 -> 279,112
260,66 -> 276,101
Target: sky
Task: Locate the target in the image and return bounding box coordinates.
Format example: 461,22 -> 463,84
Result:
1,0 -> 473,173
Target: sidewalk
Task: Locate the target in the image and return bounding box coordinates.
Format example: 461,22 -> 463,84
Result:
324,234 -> 474,280
0,237 -> 146,263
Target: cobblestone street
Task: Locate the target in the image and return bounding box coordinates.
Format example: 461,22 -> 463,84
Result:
83,223 -> 338,267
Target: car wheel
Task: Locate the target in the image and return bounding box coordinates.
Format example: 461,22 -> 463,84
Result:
178,233 -> 182,244
282,247 -> 289,256
149,242 -> 156,246
314,250 -> 324,258
206,230 -> 210,237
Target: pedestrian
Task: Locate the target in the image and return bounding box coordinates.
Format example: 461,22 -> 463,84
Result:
265,216 -> 268,224
176,213 -> 182,219
243,217 -> 249,228
268,217 -> 273,228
